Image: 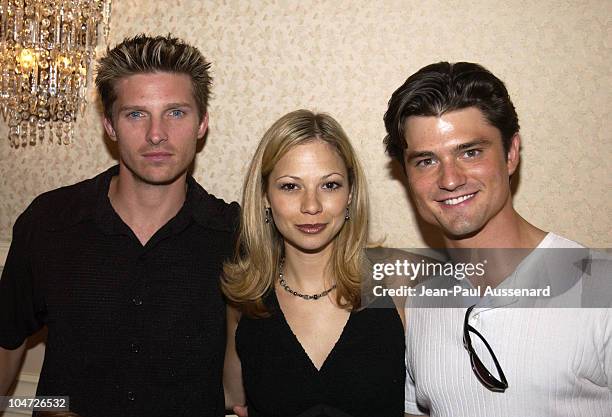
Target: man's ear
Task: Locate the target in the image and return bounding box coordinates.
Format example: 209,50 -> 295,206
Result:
507,133 -> 520,176
197,113 -> 209,139
103,116 -> 117,141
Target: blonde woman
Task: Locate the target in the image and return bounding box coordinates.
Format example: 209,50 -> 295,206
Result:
223,110 -> 405,417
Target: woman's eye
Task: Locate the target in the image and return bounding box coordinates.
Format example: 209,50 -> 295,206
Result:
280,183 -> 298,191
322,181 -> 341,190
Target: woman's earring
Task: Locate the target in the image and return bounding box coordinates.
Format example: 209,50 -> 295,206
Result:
345,207 -> 350,221
265,207 -> 272,224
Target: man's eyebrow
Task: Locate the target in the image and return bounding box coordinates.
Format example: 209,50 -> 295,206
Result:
117,102 -> 194,112
455,139 -> 491,151
165,102 -> 193,108
405,150 -> 435,162
117,105 -> 144,113
405,139 -> 493,161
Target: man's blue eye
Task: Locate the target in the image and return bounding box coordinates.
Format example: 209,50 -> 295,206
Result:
127,111 -> 143,119
169,110 -> 185,118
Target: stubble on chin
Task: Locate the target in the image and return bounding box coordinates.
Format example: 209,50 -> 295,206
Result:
121,160 -> 190,187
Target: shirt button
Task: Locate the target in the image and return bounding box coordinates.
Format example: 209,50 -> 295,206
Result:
132,297 -> 143,306
131,343 -> 140,353
127,391 -> 135,401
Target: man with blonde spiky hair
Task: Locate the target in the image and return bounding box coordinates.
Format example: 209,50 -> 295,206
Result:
0,34 -> 239,417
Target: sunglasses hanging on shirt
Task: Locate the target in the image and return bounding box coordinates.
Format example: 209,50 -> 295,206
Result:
463,305 -> 509,392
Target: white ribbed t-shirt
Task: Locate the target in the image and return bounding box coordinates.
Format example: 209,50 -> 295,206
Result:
405,233 -> 612,417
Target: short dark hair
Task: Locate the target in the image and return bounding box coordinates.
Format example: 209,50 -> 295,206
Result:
96,34 -> 212,120
383,62 -> 519,169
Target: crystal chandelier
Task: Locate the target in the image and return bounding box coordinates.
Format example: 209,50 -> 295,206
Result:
0,0 -> 112,148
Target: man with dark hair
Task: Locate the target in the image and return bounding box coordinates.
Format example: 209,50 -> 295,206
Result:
384,62 -> 610,417
0,34 -> 239,417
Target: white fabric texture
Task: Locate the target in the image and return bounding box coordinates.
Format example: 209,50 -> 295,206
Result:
405,233 -> 612,417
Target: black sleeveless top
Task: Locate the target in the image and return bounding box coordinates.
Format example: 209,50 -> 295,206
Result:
236,292 -> 405,417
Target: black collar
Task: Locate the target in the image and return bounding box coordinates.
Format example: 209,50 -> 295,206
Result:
44,165 -> 238,235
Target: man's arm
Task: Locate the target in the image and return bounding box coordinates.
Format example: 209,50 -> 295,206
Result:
404,309 -> 429,417
224,305 -> 246,410
0,342 -> 26,395
604,308 -> 611,392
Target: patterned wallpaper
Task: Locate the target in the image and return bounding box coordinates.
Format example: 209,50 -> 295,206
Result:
0,0 -> 610,247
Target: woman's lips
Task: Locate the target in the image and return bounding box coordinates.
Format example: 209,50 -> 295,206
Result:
296,223 -> 327,234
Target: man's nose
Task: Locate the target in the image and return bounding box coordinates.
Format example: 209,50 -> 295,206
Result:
146,117 -> 168,145
438,160 -> 467,191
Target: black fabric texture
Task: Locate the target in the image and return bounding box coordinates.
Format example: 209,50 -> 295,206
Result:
0,165 -> 239,417
236,292 -> 405,417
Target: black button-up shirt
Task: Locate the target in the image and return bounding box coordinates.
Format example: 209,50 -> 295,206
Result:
0,165 -> 239,417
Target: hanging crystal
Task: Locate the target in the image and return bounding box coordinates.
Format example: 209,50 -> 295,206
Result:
0,0 -> 112,148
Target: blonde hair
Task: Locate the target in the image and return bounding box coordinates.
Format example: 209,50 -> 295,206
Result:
222,109 -> 369,317
95,34 -> 212,120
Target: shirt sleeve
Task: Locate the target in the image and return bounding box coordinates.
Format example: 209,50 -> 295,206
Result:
603,309 -> 611,391
404,301 -> 427,415
0,208 -> 46,349
405,357 -> 426,415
